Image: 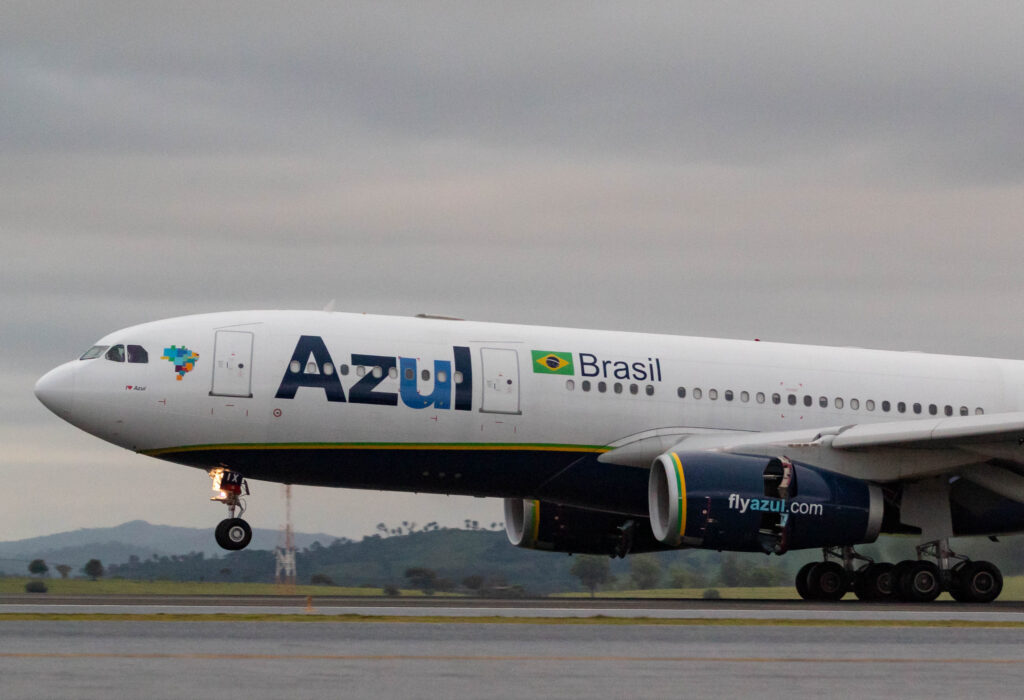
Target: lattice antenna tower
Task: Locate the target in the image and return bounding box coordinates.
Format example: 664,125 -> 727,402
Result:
274,484 -> 297,588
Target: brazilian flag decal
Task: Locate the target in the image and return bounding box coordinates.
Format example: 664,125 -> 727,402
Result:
531,350 -> 574,375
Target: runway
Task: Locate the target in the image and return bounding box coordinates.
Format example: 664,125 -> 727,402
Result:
2,618 -> 1024,699
4,594 -> 1024,623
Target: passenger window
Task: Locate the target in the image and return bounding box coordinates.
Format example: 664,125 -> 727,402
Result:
289,360 -> 301,374
788,394 -> 797,406
389,366 -> 398,379
960,406 -> 969,416
356,366 -> 366,377
453,371 -> 463,384
709,389 -> 718,400
850,398 -> 859,410
677,387 -> 686,398
323,363 -> 335,376
340,364 -> 350,376
405,368 -> 414,380
598,381 -> 607,393
756,392 -> 765,404
772,393 -> 780,405
740,391 -> 749,402
630,384 -> 639,395
79,345 -> 109,360
421,369 -> 430,381
127,345 -> 148,363
582,380 -> 591,392
834,398 -> 843,409
372,366 -> 383,379
566,379 -> 575,391
694,388 -> 703,399
898,402 -> 906,413
724,390 -> 734,401
913,403 -> 921,414
945,405 -> 953,416
437,370 -> 448,383
819,396 -> 828,408
645,385 -> 654,396
614,383 -> 623,394
928,404 -> 937,416
865,400 -> 875,411
882,400 -> 891,412
307,361 -> 318,374
976,407 -> 985,415
105,345 -> 125,362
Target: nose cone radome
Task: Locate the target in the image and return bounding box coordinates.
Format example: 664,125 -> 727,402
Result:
35,362 -> 76,419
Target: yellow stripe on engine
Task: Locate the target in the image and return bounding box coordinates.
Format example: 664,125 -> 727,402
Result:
670,452 -> 687,539
530,500 -> 541,544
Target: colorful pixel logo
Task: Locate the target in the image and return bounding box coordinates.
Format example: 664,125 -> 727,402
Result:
162,345 -> 200,381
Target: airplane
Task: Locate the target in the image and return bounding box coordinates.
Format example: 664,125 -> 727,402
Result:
33,309 -> 1024,603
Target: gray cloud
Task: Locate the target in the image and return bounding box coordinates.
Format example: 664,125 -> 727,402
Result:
3,3 -> 1024,541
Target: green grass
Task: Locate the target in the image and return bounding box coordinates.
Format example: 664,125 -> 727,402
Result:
6,575 -> 1024,601
0,578 -> 445,597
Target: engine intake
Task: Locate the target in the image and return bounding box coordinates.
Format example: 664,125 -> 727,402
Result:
504,498 -> 670,557
648,451 -> 883,553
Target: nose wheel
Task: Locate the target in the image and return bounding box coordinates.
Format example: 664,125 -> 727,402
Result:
215,517 -> 252,550
209,467 -> 253,551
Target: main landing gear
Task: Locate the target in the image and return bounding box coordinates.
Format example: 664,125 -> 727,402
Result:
796,540 -> 1003,603
210,467 -> 253,551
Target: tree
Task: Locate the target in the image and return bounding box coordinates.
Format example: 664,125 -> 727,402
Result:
404,567 -> 438,594
569,555 -> 611,597
462,574 -> 485,591
28,559 -> 48,577
310,573 -> 335,586
629,555 -> 662,589
83,559 -> 104,581
55,564 -> 72,579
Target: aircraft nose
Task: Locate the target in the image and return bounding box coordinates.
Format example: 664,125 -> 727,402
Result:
35,362 -> 76,419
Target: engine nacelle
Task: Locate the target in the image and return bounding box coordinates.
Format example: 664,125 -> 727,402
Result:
648,451 -> 883,553
504,498 -> 670,557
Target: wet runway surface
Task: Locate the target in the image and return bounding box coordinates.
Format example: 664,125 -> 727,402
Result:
2,619 -> 1023,699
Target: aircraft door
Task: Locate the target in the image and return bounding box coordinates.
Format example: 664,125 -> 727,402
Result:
210,330 -> 254,398
480,347 -> 521,414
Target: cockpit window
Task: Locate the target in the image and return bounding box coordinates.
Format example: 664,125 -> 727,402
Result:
80,345 -> 109,360
127,345 -> 149,363
105,345 -> 126,362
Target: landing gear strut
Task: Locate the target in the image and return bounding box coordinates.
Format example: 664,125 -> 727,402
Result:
210,467 -> 252,551
794,540 -> 1003,603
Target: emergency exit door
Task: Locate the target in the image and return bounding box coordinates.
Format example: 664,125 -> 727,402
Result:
210,330 -> 254,398
480,347 -> 521,414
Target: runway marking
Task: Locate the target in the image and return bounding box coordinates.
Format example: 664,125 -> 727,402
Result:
2,652 -> 1024,664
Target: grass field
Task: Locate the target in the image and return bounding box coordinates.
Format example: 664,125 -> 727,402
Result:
4,576 -> 1024,600
0,578 -> 437,597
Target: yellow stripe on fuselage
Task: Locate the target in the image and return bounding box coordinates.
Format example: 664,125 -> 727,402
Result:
670,452 -> 687,539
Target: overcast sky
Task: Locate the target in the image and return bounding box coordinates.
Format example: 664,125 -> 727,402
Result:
3,3 -> 1024,543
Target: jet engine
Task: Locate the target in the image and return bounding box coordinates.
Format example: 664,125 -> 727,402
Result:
648,451 -> 883,554
504,498 -> 670,557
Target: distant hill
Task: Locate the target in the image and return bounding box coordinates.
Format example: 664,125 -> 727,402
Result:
0,520 -> 338,571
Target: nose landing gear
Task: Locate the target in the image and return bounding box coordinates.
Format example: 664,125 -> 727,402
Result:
210,467 -> 253,551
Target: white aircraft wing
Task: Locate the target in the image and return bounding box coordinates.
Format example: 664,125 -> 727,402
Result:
600,412 -> 1024,503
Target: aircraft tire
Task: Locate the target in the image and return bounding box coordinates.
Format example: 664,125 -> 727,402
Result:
890,560 -> 915,602
855,562 -> 894,601
955,561 -> 1003,603
215,517 -> 253,551
795,562 -> 817,600
807,561 -> 846,601
900,561 -> 942,602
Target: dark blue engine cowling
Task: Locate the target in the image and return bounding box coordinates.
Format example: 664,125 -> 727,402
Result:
504,498 -> 673,557
649,451 -> 883,554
